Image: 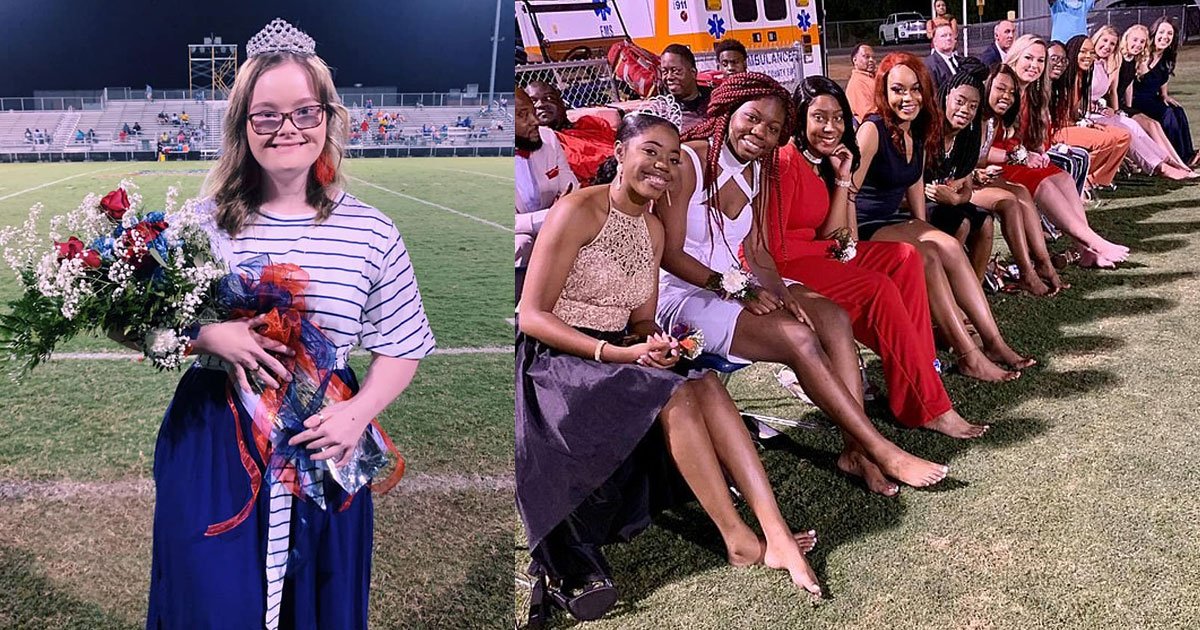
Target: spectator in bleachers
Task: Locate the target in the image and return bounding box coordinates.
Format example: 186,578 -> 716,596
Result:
198,119 -> 206,131
456,116 -> 463,127
176,130 -> 186,144
514,88 -> 578,267
145,84 -> 153,101
525,80 -> 617,186
23,128 -> 32,143
715,38 -> 748,75
661,44 -> 712,129
171,113 -> 181,125
160,131 -> 170,143
359,119 -> 369,134
440,123 -> 448,132
133,122 -> 142,135
158,111 -> 168,124
119,129 -> 128,142
123,123 -> 132,136
75,129 -> 86,143
181,111 -> 190,124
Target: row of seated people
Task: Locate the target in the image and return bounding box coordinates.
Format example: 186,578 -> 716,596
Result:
512,26 -> 1194,626
156,111 -> 193,126
22,128 -> 54,145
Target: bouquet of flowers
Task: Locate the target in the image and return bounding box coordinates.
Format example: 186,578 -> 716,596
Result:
0,183 -> 403,505
0,182 -> 224,375
706,266 -> 759,301
826,227 -> 858,263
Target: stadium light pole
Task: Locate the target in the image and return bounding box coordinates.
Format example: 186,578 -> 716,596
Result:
488,0 -> 501,111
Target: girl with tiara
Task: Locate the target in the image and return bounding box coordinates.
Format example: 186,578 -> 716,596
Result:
518,95 -> 821,627
146,19 -> 434,629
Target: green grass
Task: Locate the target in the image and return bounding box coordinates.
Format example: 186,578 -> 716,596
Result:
0,158 -> 515,629
513,51 -> 1200,630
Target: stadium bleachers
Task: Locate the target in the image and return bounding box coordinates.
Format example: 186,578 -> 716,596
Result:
0,98 -> 511,155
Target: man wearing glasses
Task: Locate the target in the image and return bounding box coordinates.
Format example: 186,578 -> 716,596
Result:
660,44 -> 711,130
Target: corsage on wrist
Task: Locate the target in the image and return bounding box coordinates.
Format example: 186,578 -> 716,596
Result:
1006,145 -> 1028,166
705,267 -> 758,301
826,227 -> 858,263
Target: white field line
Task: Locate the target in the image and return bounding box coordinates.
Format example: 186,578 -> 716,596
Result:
439,168 -> 514,182
0,473 -> 514,501
0,166 -> 125,202
346,175 -> 512,232
47,346 -> 511,361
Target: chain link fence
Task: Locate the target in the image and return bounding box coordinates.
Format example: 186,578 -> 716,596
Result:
514,58 -> 625,108
963,5 -> 1195,56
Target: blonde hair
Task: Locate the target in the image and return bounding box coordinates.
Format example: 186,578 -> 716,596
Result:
1119,24 -> 1150,66
203,52 -> 350,236
1091,25 -> 1121,73
1004,34 -> 1051,148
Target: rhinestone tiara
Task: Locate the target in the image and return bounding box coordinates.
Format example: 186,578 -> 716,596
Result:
246,18 -> 316,58
626,95 -> 684,130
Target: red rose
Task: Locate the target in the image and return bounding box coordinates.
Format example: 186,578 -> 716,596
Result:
100,189 -> 130,221
79,250 -> 102,268
54,237 -> 85,261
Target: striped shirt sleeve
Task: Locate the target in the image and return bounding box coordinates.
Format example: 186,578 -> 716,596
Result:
359,223 -> 436,358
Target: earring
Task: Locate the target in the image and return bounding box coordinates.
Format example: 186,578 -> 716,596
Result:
613,164 -> 623,190
665,189 -> 672,207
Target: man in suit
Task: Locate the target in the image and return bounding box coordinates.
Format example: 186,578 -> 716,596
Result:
978,20 -> 1016,67
925,21 -> 962,88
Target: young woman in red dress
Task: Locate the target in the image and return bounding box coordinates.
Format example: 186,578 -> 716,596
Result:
766,76 -> 985,438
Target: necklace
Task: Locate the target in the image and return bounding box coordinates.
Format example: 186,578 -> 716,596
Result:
801,148 -> 823,164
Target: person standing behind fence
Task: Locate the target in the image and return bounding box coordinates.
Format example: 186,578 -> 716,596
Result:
1049,0 -> 1095,44
660,44 -> 712,130
515,88 -> 578,271
714,38 -> 748,75
525,80 -> 617,185
925,22 -> 963,89
978,20 -> 1016,68
846,44 -> 876,124
925,0 -> 959,40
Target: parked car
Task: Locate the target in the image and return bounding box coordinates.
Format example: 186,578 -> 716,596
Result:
878,12 -> 928,45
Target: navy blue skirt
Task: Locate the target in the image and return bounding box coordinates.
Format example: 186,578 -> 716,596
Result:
146,365 -> 373,630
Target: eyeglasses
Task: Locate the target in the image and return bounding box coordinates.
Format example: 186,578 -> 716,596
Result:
247,105 -> 327,134
1048,55 -> 1067,67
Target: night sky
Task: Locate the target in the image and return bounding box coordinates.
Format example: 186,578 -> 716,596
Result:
0,0 -> 515,95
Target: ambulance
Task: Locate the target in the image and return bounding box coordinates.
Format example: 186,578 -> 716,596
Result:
516,0 -> 827,85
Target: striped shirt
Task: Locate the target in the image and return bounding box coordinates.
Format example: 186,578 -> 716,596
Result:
202,192 -> 436,362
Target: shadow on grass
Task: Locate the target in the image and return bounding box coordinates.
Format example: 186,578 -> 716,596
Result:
0,545 -> 137,630
521,183 -> 1200,627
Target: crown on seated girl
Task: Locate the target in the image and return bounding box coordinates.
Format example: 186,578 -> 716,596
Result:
246,19 -> 316,58
626,95 -> 684,131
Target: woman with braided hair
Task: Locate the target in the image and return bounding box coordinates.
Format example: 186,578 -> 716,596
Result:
657,72 -> 951,498
851,53 -> 1034,381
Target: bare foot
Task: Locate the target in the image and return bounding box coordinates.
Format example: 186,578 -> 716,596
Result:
733,530 -> 818,567
956,347 -> 1020,382
983,341 -> 1037,370
874,447 -> 950,488
763,535 -> 822,596
1035,263 -> 1069,293
1017,275 -> 1053,296
725,524 -> 765,568
837,449 -> 899,496
924,409 -> 989,439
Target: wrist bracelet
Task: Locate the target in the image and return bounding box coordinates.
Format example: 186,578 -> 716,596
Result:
834,178 -> 852,189
594,339 -> 608,362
